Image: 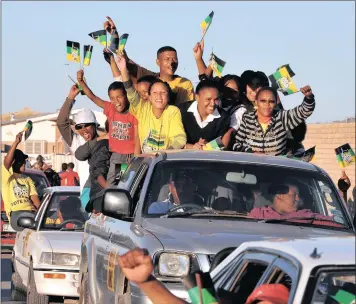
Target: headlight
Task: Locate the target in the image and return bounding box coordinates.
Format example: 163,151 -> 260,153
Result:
158,253 -> 190,277
39,252 -> 80,267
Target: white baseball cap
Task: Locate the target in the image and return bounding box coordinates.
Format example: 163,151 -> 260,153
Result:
74,109 -> 99,127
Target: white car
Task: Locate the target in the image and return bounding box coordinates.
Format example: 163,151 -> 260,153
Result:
210,236 -> 356,304
11,186 -> 88,303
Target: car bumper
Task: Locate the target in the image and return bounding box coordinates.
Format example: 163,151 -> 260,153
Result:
131,281 -> 190,304
34,269 -> 80,297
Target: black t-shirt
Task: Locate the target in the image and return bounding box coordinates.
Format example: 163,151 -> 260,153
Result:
178,101 -> 231,145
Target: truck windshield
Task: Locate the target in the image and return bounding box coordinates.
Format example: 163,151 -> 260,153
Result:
142,160 -> 351,230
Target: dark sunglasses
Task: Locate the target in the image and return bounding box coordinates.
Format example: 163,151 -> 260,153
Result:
75,123 -> 94,130
258,99 -> 276,105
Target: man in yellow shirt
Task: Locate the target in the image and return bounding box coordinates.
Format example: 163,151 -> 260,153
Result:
103,16 -> 195,105
2,132 -> 40,231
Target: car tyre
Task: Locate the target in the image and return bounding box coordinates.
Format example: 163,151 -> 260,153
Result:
11,269 -> 27,301
79,270 -> 92,304
27,262 -> 49,304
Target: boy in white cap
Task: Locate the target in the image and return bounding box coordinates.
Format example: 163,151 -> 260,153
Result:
57,85 -> 101,210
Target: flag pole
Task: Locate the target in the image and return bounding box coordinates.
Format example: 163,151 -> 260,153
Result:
200,23 -> 211,43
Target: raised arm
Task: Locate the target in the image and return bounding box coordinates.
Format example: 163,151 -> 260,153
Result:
193,40 -> 213,79
103,50 -> 122,80
57,85 -> 80,147
281,85 -> 315,131
4,132 -> 23,170
77,69 -> 107,109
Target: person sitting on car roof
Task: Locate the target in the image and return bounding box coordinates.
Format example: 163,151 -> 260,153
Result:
2,132 -> 41,231
248,183 -> 342,227
148,172 -> 203,214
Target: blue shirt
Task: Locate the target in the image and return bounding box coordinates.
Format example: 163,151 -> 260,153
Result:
148,199 -> 175,214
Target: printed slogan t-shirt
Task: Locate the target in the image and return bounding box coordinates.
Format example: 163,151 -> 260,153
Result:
104,103 -> 138,154
1,165 -> 37,220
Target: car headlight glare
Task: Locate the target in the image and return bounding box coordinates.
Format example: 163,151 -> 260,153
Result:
39,252 -> 80,267
158,253 -> 190,277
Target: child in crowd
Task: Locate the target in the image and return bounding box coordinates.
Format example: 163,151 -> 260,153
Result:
77,69 -> 140,186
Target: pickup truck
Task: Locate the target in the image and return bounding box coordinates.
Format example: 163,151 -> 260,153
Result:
78,150 -> 355,304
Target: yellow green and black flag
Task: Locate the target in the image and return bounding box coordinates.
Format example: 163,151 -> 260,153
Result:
66,41 -> 80,63
335,143 -> 355,168
269,64 -> 298,96
203,137 -> 224,151
200,11 -> 214,36
88,30 -> 107,47
293,146 -> 316,162
83,45 -> 93,66
210,53 -> 226,78
119,34 -> 129,52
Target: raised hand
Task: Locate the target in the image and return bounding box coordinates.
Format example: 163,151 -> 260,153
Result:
117,248 -> 153,284
300,85 -> 313,99
15,131 -> 24,144
77,69 -> 84,82
193,40 -> 204,60
68,84 -> 80,100
115,52 -> 127,71
104,16 -> 116,34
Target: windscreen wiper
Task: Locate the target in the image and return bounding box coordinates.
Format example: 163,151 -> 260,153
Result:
160,210 -> 251,219
260,216 -> 348,228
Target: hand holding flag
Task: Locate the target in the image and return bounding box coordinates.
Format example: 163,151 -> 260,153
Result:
300,85 -> 313,99
104,16 -> 117,35
269,64 -> 298,96
193,40 -> 204,60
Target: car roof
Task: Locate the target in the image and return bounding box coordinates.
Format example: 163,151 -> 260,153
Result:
144,150 -> 319,171
23,168 -> 47,176
44,186 -> 80,193
234,236 -> 355,266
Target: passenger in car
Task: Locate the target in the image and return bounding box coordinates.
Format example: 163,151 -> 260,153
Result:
148,172 -> 202,214
248,183 -> 340,226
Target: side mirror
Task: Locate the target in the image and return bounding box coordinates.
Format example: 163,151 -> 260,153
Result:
17,216 -> 36,229
209,247 -> 236,272
102,188 -> 132,219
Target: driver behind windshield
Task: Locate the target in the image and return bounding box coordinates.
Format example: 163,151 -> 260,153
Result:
45,197 -> 86,226
148,172 -> 202,214
249,183 -> 335,222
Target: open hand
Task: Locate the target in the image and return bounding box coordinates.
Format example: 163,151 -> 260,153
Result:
68,85 -> 80,100
115,52 -> 127,71
118,248 -> 153,284
104,16 -> 116,34
300,85 -> 313,99
193,40 -> 204,60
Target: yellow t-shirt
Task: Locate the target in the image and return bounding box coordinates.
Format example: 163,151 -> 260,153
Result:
127,87 -> 187,153
136,65 -> 195,105
1,165 -> 37,219
260,123 -> 268,133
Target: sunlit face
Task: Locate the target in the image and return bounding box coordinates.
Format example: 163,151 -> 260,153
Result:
109,89 -> 128,113
76,123 -> 96,141
274,185 -> 300,214
150,82 -> 169,110
196,87 -> 219,117
137,82 -> 150,102
156,51 -> 178,76
246,85 -> 262,102
256,90 -> 276,118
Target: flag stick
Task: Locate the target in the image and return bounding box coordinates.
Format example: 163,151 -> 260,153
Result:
67,74 -> 76,84
195,273 -> 203,304
200,23 -> 212,43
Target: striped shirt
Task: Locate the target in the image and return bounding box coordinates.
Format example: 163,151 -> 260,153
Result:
233,96 -> 315,155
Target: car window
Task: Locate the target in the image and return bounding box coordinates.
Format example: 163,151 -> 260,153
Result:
142,160 -> 351,230
40,192 -> 88,230
311,270 -> 356,304
118,157 -> 145,191
22,172 -> 49,198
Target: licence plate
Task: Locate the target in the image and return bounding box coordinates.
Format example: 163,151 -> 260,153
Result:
3,224 -> 15,232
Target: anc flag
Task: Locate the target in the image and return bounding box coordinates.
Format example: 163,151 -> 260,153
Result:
269,64 -> 298,96
210,53 -> 226,78
24,120 -> 33,141
292,146 -> 316,162
335,143 -> 355,168
66,41 -> 80,63
203,137 -> 224,151
119,34 -> 129,52
200,11 -> 214,36
88,30 -> 107,47
108,30 -> 120,53
83,45 -> 93,66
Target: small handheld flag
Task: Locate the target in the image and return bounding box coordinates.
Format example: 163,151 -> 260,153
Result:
83,45 -> 93,66
200,11 -> 214,40
293,146 -> 316,162
269,64 -> 298,96
335,143 -> 355,168
67,75 -> 85,96
182,271 -> 217,304
203,137 -> 224,151
119,34 -> 129,53
88,30 -> 107,48
210,53 -> 226,78
108,30 -> 120,53
23,120 -> 33,141
66,41 -> 80,63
